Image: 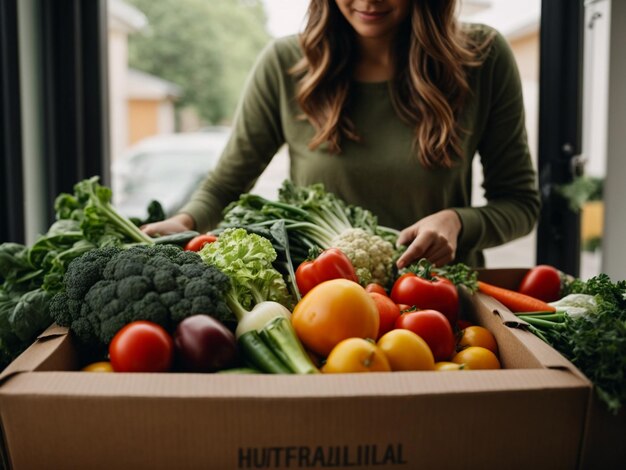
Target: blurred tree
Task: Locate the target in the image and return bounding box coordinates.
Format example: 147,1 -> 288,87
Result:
126,0 -> 271,124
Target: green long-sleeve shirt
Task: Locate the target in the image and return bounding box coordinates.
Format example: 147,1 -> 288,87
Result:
180,24 -> 540,267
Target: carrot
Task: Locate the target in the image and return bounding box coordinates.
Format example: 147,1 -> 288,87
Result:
477,281 -> 556,313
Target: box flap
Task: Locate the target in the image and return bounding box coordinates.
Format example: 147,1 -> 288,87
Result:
37,323 -> 69,340
476,267 -> 529,289
0,368 -> 588,399
470,292 -> 590,381
507,327 -> 590,379
0,325 -> 74,385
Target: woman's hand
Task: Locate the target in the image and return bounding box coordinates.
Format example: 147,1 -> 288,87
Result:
396,209 -> 462,269
141,213 -> 196,237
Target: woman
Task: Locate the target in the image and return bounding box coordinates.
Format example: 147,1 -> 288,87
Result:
143,0 -> 540,269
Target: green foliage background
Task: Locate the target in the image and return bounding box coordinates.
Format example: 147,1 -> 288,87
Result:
126,0 -> 271,124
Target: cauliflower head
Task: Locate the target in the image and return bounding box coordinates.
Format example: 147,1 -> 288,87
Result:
331,228 -> 395,287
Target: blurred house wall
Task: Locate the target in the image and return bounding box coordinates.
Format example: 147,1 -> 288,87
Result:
108,0 -> 181,160
126,69 -> 180,145
108,0 -> 146,161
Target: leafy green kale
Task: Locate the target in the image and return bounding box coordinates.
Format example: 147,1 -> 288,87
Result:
50,244 -> 232,346
0,289 -> 23,368
56,175 -> 155,246
528,273 -> 626,414
0,287 -> 49,368
9,289 -> 51,342
1,177 -> 167,370
0,242 -> 55,369
27,225 -> 97,294
0,243 -> 34,285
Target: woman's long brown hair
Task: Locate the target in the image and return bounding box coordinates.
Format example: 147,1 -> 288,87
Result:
291,0 -> 492,168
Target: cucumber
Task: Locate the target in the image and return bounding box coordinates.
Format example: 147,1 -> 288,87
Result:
152,231 -> 200,246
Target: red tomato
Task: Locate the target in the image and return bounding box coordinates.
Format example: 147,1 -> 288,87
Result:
518,265 -> 562,303
184,234 -> 218,252
369,292 -> 401,339
109,321 -> 174,372
295,248 -> 359,296
395,309 -> 456,361
396,303 -> 413,312
390,272 -> 459,327
365,283 -> 388,296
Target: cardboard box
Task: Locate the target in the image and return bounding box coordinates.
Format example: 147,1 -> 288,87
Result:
0,277 -> 592,470
477,268 -> 626,470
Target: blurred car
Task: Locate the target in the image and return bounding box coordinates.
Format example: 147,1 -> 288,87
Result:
112,127 -> 231,220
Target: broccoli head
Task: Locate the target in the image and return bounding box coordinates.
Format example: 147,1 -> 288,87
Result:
50,244 -> 232,345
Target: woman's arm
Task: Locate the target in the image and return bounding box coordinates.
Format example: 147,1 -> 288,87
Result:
395,28 -> 540,268
455,30 -> 540,255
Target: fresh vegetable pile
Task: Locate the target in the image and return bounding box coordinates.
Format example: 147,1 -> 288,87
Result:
49,244 -> 232,346
0,176 -> 177,368
2,177 -> 624,419
511,268 -> 626,414
65,227 -> 499,377
471,264 -> 626,414
219,180 -> 400,287
11,179 -> 494,377
198,228 -> 317,374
